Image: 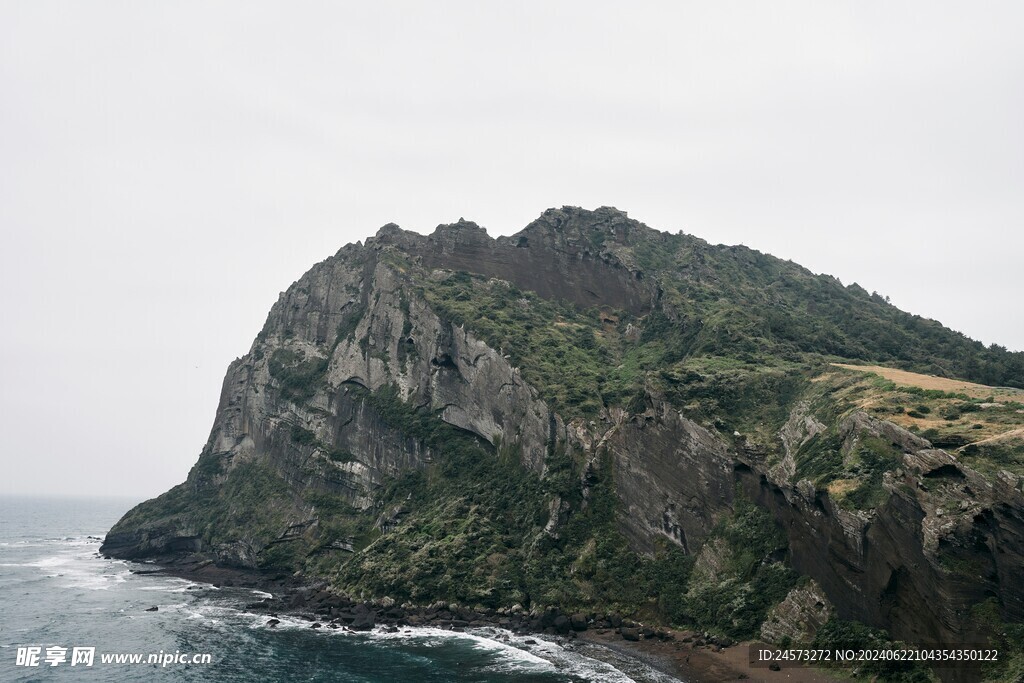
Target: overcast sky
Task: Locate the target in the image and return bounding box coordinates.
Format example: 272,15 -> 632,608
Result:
1,1 -> 1022,499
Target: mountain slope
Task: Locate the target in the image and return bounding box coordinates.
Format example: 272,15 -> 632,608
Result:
102,206 -> 1024,678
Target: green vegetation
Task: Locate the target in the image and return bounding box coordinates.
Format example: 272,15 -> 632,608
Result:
420,272 -> 608,417
269,348 -> 329,402
795,430 -> 845,486
109,459 -> 308,570
812,618 -> 933,682
961,440 -> 1024,477
287,422 -> 358,468
970,598 -> 1024,683
641,233 -> 1024,389
842,436 -> 903,509
289,424 -> 317,446
330,384 -> 638,609
415,268 -> 812,431
333,394 -> 793,636
683,496 -> 797,639
327,385 -> 717,625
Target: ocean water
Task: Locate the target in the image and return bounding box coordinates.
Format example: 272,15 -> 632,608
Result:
0,496 -> 681,682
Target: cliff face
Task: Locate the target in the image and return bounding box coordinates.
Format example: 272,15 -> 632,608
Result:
103,237 -> 565,562
103,206 -> 1024,659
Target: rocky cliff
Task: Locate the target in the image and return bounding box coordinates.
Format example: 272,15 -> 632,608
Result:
103,206 -> 1024,678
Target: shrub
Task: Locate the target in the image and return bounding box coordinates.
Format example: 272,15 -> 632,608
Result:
813,618 -> 932,681
269,349 -> 329,402
290,424 -> 318,446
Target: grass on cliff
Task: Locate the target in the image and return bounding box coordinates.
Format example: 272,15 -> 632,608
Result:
811,618 -> 933,682
680,495 -> 798,639
419,272 -> 608,417
330,387 -> 798,637
970,598 -> 1024,683
110,458 -> 306,566
322,383 -> 705,619
417,269 -> 812,432
412,262 -> 1024,512
632,229 -> 1024,390
812,368 -> 1024,484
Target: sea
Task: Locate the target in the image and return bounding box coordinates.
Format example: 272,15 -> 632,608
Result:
0,496 -> 682,682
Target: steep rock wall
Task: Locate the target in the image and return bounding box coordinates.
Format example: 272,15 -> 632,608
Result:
373,207 -> 658,315
599,405 -> 735,555
734,432 -> 1024,648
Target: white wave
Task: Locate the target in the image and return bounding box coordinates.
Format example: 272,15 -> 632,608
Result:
7,543 -> 137,590
230,615 -> 650,681
246,612 -> 312,630
27,555 -> 70,568
133,575 -> 202,593
368,626 -> 555,670
473,630 -> 646,682
251,590 -> 273,599
546,637 -> 684,683
60,573 -> 114,590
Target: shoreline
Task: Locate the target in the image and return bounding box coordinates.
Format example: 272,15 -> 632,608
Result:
130,555 -> 843,682
576,630 -> 846,683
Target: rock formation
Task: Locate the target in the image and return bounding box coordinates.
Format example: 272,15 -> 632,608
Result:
103,206 -> 1024,673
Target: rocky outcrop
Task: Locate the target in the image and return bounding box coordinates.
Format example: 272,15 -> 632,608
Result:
372,207 -> 658,315
737,433 -> 1024,648
760,580 -> 833,644
189,243 -> 564,504
104,231 -> 568,565
100,511 -> 202,561
771,400 -> 825,484
102,206 -> 1024,661
602,405 -> 735,554
839,410 -> 931,458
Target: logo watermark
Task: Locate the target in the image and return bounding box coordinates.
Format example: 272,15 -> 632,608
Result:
15,646 -> 212,667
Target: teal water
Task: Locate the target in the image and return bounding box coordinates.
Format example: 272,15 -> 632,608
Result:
0,497 -> 679,682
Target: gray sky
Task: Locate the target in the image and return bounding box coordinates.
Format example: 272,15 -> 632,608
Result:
2,1 -> 1022,499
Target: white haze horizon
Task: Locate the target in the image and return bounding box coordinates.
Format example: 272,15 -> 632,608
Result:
1,1 -> 1021,499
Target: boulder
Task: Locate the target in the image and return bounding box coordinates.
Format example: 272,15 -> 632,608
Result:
620,627 -> 641,641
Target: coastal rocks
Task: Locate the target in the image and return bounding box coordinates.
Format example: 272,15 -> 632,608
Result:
242,587 -> 604,639
350,612 -> 376,631
620,627 -> 641,641
100,524 -> 202,561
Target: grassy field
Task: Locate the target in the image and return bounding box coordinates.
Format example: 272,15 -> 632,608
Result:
832,363 -> 1024,402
